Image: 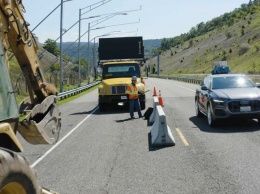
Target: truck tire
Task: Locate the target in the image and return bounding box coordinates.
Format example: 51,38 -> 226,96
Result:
99,103 -> 106,112
257,117 -> 260,126
0,148 -> 41,194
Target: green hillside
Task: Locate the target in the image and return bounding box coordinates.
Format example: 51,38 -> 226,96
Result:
148,0 -> 260,76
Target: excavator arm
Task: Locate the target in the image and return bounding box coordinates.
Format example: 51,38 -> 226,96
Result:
0,0 -> 61,145
0,0 -> 57,101
0,1 -> 61,193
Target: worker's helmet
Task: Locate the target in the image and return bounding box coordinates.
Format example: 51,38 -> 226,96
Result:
132,76 -> 137,81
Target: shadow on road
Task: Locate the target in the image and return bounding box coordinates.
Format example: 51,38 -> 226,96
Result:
148,132 -> 175,151
70,104 -> 128,116
115,118 -> 132,122
189,116 -> 260,133
70,106 -> 99,115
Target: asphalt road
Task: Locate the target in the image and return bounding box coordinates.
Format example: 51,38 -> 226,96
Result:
19,77 -> 260,194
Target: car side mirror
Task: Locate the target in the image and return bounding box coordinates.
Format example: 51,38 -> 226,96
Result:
255,83 -> 260,88
201,85 -> 208,90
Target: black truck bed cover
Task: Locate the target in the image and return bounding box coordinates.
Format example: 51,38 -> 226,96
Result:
98,36 -> 144,61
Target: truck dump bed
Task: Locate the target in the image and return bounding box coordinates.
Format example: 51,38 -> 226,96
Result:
98,36 -> 144,61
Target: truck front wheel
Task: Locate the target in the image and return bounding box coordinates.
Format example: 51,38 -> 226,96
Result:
0,149 -> 41,194
99,103 -> 106,112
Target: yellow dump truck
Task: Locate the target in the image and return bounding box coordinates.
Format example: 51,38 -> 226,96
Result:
98,36 -> 146,111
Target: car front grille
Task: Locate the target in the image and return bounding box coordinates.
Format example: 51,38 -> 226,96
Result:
110,86 -> 126,94
228,100 -> 260,113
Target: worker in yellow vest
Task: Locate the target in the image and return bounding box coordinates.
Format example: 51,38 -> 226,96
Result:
126,76 -> 143,119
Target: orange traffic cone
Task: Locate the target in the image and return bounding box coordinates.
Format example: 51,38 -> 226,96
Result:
158,90 -> 164,107
153,87 -> 157,96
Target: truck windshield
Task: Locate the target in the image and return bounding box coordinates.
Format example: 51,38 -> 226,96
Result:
102,63 -> 140,79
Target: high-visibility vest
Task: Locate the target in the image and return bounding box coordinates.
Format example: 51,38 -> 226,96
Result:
126,84 -> 138,99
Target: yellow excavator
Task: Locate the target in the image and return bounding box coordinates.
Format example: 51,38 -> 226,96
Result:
0,0 -> 61,193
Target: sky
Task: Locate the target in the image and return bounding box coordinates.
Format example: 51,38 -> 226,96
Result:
22,0 -> 249,43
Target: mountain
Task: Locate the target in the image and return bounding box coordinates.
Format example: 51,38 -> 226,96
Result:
60,38 -> 162,63
148,1 -> 260,76
143,39 -> 162,54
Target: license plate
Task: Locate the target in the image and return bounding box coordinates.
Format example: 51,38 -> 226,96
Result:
121,96 -> 127,100
240,106 -> 251,112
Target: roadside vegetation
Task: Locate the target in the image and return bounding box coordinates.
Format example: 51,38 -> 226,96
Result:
148,0 -> 260,76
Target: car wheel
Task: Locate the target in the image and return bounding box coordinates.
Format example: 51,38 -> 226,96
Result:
207,105 -> 216,127
195,99 -> 203,118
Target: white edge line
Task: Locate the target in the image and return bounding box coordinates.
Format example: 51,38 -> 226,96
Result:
158,79 -> 195,92
31,107 -> 99,168
174,84 -> 195,92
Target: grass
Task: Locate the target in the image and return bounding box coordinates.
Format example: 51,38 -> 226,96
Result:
57,84 -> 100,106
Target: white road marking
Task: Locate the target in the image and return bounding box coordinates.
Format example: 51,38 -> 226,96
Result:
31,107 -> 99,168
157,79 -> 196,92
172,84 -> 195,92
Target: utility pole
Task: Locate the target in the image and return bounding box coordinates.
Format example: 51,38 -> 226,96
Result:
59,0 -> 64,93
78,9 -> 82,86
157,52 -> 160,76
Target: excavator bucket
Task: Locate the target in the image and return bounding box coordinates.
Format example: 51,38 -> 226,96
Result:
18,95 -> 61,145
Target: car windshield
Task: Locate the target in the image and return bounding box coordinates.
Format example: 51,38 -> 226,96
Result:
212,76 -> 255,89
102,63 -> 140,79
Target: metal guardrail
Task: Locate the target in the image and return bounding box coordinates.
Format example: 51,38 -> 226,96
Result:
58,81 -> 101,100
149,75 -> 203,85
149,74 -> 260,85
157,75 -> 203,85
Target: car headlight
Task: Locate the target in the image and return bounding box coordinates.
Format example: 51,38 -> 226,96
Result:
213,99 -> 224,106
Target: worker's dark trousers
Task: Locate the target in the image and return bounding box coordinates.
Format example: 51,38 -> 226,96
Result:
129,98 -> 142,118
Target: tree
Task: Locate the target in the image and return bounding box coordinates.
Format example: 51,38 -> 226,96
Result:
43,39 -> 60,56
188,27 -> 198,39
160,38 -> 171,51
241,28 -> 245,36
74,58 -> 88,79
189,39 -> 194,48
225,31 -> 232,39
50,63 -> 60,86
253,0 -> 260,5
